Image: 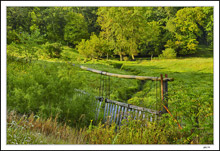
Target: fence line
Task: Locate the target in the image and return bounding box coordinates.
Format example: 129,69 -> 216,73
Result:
71,64 -> 175,126
72,64 -> 174,81
74,88 -> 159,125
96,97 -> 159,125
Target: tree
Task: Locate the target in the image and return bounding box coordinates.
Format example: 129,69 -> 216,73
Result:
64,11 -> 89,46
77,33 -> 111,60
97,7 -> 148,61
202,7 -> 213,47
7,7 -> 33,44
139,20 -> 162,58
172,7 -> 206,55
44,7 -> 69,43
73,7 -> 101,35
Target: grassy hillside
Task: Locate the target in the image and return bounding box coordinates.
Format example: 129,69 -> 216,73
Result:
6,45 -> 213,144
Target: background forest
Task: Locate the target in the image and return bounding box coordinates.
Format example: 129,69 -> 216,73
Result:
7,7 -> 213,61
6,6 -> 214,145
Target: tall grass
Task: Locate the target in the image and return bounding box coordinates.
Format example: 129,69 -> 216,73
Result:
7,111 -> 191,144
7,111 -> 88,144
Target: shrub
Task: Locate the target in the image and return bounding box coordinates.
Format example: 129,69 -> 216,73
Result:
7,29 -> 45,61
77,33 -> 110,60
44,42 -> 63,58
7,27 -> 19,44
7,43 -> 21,57
159,48 -> 177,59
35,47 -> 50,60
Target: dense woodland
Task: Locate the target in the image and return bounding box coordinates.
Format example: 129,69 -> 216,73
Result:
7,7 -> 213,61
6,7 -> 214,145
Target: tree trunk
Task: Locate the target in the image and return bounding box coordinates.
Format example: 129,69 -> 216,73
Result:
120,54 -> 123,61
151,54 -> 153,60
107,53 -> 108,60
132,54 -> 135,60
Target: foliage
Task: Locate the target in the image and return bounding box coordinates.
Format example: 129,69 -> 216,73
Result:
7,43 -> 21,57
60,46 -> 82,61
97,7 -> 148,60
73,7 -> 101,35
7,7 -> 213,59
202,7 -> 213,47
7,7 -> 32,42
159,48 -> 177,59
7,58 -> 97,127
44,42 -> 63,58
44,7 -> 69,43
77,33 -> 110,60
64,11 -> 89,46
7,26 -> 20,44
15,29 -> 45,61
172,7 -> 206,55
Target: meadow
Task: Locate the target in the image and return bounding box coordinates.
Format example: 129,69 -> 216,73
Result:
6,44 -> 213,144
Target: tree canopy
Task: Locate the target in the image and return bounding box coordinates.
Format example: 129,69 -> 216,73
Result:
7,6 -> 213,60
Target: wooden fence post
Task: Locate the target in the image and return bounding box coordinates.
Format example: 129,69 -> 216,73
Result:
164,74 -> 168,112
160,74 -> 164,112
161,74 -> 169,114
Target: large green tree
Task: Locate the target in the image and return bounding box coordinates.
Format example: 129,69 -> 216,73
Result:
7,7 -> 33,44
202,7 -> 213,47
64,11 -> 89,46
73,7 -> 101,35
44,7 -> 69,43
171,7 -> 206,55
97,7 -> 149,61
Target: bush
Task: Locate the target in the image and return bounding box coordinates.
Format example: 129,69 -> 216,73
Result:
77,33 -> 110,60
7,43 -> 21,57
7,29 -> 45,61
7,28 -> 20,44
159,48 -> 177,59
44,42 -> 63,58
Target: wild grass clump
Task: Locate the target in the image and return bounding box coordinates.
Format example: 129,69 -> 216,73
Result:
82,115 -> 186,144
7,111 -> 88,144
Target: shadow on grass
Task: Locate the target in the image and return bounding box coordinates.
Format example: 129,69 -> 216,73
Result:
181,45 -> 213,58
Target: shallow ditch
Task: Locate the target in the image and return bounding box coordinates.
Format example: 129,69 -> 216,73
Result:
106,61 -> 147,101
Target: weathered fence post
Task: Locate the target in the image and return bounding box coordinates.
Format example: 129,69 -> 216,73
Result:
164,74 -> 168,113
161,74 -> 168,114
160,74 -> 164,112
